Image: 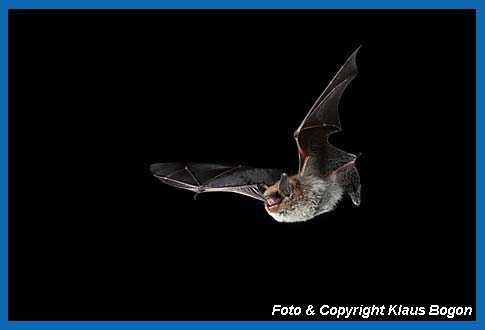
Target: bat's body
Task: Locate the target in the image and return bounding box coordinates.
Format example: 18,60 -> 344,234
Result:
151,47 -> 362,222
263,161 -> 359,222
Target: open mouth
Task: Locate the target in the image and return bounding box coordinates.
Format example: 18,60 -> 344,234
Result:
265,197 -> 281,212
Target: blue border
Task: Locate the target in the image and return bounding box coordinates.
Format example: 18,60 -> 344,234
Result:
1,1 -> 481,329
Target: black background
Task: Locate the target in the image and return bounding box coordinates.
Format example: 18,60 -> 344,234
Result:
9,10 -> 475,320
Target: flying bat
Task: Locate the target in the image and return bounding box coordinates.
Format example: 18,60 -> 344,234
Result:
151,47 -> 361,222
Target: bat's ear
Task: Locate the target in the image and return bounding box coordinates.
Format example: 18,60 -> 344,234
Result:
278,173 -> 292,198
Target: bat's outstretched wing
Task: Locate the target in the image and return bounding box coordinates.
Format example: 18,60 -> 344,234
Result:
294,47 -> 360,178
150,162 -> 283,201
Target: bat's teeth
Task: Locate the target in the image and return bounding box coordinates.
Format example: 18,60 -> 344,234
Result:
266,197 -> 281,207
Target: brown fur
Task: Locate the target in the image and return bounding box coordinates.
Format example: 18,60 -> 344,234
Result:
263,174 -> 302,213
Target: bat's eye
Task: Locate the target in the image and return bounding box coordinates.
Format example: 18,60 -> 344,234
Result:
273,192 -> 283,200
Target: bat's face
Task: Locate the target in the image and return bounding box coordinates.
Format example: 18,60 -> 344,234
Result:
263,173 -> 344,223
263,173 -> 301,213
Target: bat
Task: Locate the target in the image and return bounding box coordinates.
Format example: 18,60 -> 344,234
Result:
151,47 -> 361,222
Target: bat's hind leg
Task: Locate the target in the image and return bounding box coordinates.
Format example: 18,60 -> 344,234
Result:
337,162 -> 361,207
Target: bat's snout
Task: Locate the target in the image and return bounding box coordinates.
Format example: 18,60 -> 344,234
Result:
265,196 -> 282,212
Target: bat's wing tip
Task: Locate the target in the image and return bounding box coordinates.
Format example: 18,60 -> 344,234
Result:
150,163 -> 163,175
347,46 -> 361,68
150,162 -> 185,176
149,164 -> 157,175
352,44 -> 363,56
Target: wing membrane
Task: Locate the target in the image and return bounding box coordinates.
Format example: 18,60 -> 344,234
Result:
294,47 -> 360,177
150,162 -> 283,201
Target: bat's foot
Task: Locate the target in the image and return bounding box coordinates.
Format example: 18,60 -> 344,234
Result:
349,187 -> 361,207
337,162 -> 361,207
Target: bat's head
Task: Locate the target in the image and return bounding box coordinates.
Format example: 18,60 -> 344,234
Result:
263,173 -> 301,214
263,173 -> 341,222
